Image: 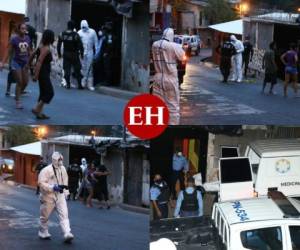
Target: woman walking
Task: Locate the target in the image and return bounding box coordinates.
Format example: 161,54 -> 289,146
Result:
31,29 -> 55,119
0,23 -> 31,109
281,43 -> 299,98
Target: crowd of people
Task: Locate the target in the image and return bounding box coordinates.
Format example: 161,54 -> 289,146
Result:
0,17 -> 114,119
150,148 -> 204,220
218,35 -> 300,98
36,156 -> 111,209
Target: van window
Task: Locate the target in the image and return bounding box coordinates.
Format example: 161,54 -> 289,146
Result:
221,147 -> 239,158
220,158 -> 252,183
289,226 -> 300,249
240,227 -> 282,250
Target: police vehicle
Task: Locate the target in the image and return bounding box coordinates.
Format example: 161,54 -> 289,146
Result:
150,191 -> 300,249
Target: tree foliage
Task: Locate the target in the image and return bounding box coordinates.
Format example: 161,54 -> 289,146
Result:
5,126 -> 37,147
204,0 -> 238,25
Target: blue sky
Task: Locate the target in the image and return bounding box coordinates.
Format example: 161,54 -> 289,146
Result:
0,0 -> 26,14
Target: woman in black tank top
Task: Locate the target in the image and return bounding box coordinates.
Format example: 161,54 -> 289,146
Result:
31,30 -> 55,119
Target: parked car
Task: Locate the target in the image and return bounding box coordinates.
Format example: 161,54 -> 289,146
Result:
189,35 -> 201,56
174,35 -> 191,53
0,158 -> 14,174
151,191 -> 300,250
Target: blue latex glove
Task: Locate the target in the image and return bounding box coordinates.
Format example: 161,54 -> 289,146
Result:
53,184 -> 63,193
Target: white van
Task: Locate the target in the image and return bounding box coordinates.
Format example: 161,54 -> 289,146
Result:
245,139 -> 300,197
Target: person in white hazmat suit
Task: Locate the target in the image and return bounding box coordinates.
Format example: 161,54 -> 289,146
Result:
78,20 -> 98,91
38,152 -> 74,243
230,35 -> 244,83
152,28 -> 185,125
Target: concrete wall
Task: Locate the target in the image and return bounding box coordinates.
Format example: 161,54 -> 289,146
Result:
102,148 -> 124,204
26,0 -> 71,35
121,1 -> 149,93
26,0 -> 46,32
47,0 -> 71,35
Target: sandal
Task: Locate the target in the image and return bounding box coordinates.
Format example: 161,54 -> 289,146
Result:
36,114 -> 50,120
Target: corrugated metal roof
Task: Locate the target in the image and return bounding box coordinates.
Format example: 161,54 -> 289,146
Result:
0,0 -> 26,15
249,139 -> 300,157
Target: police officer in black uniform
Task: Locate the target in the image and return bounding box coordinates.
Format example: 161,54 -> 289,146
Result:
243,36 -> 254,78
57,20 -> 84,89
150,174 -> 170,220
67,160 -> 83,200
217,36 -> 236,83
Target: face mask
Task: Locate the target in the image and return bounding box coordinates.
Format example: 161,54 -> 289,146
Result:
82,27 -> 88,32
155,179 -> 162,184
58,160 -> 63,167
98,31 -> 103,37
177,152 -> 182,157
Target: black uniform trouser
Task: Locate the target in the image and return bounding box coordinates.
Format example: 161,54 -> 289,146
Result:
220,57 -> 231,82
63,53 -> 82,88
154,203 -> 168,220
243,54 -> 250,77
171,170 -> 185,199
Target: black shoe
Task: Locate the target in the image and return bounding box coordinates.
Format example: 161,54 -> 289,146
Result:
5,92 -> 10,97
66,85 -> 71,89
78,85 -> 84,90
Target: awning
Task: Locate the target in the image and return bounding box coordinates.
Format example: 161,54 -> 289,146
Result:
10,142 -> 42,156
0,0 -> 26,15
209,19 -> 243,35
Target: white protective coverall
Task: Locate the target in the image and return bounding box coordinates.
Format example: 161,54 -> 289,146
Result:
78,20 -> 98,91
230,35 -> 244,82
150,238 -> 177,250
38,152 -> 73,242
152,28 -> 185,125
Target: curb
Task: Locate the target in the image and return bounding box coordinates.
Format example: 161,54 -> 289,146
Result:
119,203 -> 149,215
96,86 -> 139,100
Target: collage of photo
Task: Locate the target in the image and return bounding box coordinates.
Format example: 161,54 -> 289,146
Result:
1,0 -> 300,250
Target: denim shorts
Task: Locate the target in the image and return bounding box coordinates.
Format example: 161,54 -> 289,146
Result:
11,60 -> 27,71
285,66 -> 298,75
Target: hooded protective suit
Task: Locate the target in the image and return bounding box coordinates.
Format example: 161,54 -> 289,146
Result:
78,20 -> 98,91
38,152 -> 74,242
152,28 -> 185,125
230,35 -> 244,82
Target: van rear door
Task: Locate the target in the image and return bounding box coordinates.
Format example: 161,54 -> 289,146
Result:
219,157 -> 254,201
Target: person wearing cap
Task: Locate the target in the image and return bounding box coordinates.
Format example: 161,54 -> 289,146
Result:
243,35 -> 254,78
38,152 -> 74,243
174,176 -> 203,218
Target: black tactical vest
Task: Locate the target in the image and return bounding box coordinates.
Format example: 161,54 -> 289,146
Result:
154,182 -> 170,204
181,189 -> 199,212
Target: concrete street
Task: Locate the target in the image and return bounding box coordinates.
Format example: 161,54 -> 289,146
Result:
0,70 -> 127,125
180,53 -> 300,124
0,181 -> 148,250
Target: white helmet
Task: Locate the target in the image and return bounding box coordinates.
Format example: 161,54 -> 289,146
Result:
81,158 -> 87,165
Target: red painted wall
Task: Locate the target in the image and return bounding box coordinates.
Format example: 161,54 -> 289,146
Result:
0,11 -> 24,62
14,152 -> 40,187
